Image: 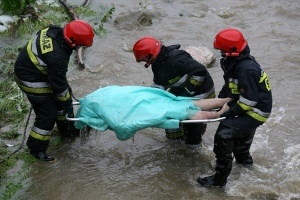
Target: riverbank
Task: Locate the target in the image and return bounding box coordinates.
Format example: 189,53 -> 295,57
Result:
0,1 -> 113,199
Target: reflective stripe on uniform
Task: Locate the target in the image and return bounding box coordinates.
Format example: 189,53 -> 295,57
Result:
237,96 -> 257,111
169,74 -> 189,87
190,75 -> 204,86
246,108 -> 270,123
237,100 -> 252,111
239,96 -> 257,106
194,86 -> 215,99
27,39 -> 48,75
228,78 -> 239,94
30,126 -> 52,141
57,88 -> 71,102
14,74 -> 53,94
32,35 -> 47,66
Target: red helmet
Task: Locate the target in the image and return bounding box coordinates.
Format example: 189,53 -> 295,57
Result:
133,36 -> 162,67
63,20 -> 94,48
213,28 -> 247,57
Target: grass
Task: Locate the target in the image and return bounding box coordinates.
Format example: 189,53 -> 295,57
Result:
0,150 -> 36,200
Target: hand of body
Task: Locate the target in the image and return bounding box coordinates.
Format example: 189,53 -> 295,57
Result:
190,98 -> 231,120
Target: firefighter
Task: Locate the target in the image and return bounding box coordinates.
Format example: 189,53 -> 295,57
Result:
14,20 -> 94,161
133,36 -> 215,148
197,28 -> 273,187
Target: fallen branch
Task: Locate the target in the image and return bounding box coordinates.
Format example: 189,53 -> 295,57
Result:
81,0 -> 90,7
58,0 -> 86,68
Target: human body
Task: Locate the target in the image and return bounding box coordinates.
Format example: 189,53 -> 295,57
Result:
133,37 -> 215,147
74,86 -> 229,141
197,28 -> 272,187
14,20 -> 94,161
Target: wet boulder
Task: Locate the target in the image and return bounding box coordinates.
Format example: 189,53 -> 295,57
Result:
183,46 -> 215,67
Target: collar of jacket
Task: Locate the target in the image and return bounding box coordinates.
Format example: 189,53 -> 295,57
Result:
153,44 -> 181,64
221,45 -> 252,75
46,25 -> 72,50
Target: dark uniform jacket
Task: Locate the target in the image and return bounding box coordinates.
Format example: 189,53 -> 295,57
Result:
14,25 -> 73,109
218,46 -> 272,125
151,45 -> 215,99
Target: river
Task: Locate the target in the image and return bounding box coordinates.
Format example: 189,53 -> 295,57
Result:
14,0 -> 300,199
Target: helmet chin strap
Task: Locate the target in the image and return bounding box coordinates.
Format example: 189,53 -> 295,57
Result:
64,37 -> 76,48
144,63 -> 150,68
144,56 -> 155,68
221,52 -> 240,57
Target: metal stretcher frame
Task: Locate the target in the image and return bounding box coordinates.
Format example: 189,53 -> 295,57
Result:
67,102 -> 226,123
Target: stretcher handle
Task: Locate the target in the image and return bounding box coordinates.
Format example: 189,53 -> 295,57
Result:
67,101 -> 80,121
66,117 -> 226,123
66,117 -> 80,121
180,117 -> 225,124
72,101 -> 80,105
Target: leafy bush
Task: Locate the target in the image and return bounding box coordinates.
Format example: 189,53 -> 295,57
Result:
0,0 -> 37,15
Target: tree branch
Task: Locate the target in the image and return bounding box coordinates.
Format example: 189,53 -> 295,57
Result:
58,0 -> 86,68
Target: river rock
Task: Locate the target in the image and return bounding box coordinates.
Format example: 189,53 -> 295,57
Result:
114,10 -> 163,30
183,46 -> 215,67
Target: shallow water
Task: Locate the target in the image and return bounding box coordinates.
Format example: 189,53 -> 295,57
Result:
11,0 -> 300,199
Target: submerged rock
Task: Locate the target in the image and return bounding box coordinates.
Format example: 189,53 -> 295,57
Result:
114,10 -> 163,30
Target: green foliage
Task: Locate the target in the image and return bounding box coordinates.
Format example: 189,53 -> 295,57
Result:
0,48 -> 19,77
0,0 -> 37,15
74,6 -> 97,17
0,130 -> 20,140
48,136 -> 65,150
0,148 -> 10,159
95,4 -> 115,37
0,151 -> 36,200
0,47 -> 29,126
0,5 -> 69,38
0,78 -> 29,127
1,181 -> 23,200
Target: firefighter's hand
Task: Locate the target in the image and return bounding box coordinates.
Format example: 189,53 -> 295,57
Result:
63,105 -> 74,117
220,108 -> 235,119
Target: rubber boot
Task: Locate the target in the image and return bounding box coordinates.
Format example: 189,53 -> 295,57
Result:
235,154 -> 253,167
183,123 -> 206,149
198,159 -> 232,187
197,172 -> 227,187
165,128 -> 184,140
30,150 -> 55,162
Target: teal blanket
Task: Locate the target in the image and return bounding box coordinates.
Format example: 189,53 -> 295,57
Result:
74,86 -> 199,141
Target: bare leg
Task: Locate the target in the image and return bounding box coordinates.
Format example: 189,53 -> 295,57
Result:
193,98 -> 231,111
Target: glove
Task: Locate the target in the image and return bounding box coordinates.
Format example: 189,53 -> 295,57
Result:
220,108 -> 235,119
63,105 -> 74,117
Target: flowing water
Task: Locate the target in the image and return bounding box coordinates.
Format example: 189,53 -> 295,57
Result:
11,0 -> 300,199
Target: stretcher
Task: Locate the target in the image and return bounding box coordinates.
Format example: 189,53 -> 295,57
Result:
68,109 -> 225,142
67,100 -> 225,141
68,86 -> 227,141
67,102 -> 226,123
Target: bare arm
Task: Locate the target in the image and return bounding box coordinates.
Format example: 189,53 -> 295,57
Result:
193,97 -> 231,111
190,102 -> 230,120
